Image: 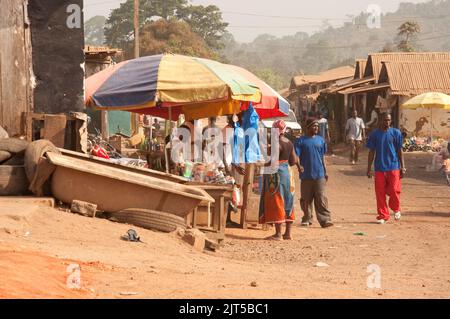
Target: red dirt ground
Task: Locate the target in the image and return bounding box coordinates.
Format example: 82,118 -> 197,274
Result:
0,151 -> 449,298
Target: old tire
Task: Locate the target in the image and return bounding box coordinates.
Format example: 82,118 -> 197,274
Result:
24,139 -> 60,183
0,138 -> 29,154
109,208 -> 186,233
0,151 -> 12,164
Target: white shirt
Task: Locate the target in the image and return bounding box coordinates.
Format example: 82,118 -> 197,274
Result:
366,110 -> 378,127
346,117 -> 365,141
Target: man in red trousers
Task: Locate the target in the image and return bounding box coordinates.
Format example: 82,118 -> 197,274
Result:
366,113 -> 406,224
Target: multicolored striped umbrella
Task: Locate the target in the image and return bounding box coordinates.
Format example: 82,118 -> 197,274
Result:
85,54 -> 289,120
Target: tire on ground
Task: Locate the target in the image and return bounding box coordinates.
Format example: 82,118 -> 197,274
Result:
0,138 -> 29,154
109,208 -> 186,233
24,139 -> 60,183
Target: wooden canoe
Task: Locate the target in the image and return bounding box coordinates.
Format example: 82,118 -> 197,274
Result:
46,152 -> 214,218
58,148 -> 187,184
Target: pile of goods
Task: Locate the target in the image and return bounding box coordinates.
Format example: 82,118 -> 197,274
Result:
403,137 -> 448,153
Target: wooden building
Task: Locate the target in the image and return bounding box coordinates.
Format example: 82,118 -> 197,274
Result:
287,66 -> 355,142
288,66 -> 355,119
323,52 -> 450,141
0,0 -> 85,137
0,0 -> 33,137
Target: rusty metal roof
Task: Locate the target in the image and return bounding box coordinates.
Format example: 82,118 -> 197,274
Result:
364,52 -> 450,83
292,66 -> 355,87
327,76 -> 375,93
354,59 -> 367,79
84,46 -> 121,55
338,83 -> 390,95
379,61 -> 450,96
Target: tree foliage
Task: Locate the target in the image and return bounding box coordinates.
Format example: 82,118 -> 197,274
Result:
85,16 -> 107,46
104,0 -> 227,55
104,0 -> 187,49
125,19 -> 215,59
253,69 -> 285,91
176,5 -> 228,50
222,0 -> 450,89
397,21 -> 421,52
88,0 -> 450,90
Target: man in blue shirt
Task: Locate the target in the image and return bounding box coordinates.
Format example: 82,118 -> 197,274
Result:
367,113 -> 406,224
294,119 -> 334,228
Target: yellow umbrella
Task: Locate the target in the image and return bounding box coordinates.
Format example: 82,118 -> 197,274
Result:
401,92 -> 450,139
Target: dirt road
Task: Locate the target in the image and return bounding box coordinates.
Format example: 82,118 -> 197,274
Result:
0,151 -> 449,298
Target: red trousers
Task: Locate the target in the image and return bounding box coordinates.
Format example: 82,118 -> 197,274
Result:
374,170 -> 401,220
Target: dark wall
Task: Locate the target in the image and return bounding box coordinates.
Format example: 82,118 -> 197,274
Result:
28,0 -> 84,114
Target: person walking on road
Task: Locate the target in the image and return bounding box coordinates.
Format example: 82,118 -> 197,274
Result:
294,119 -> 334,228
317,112 -> 331,145
317,111 -> 332,155
366,113 -> 406,224
345,109 -> 366,165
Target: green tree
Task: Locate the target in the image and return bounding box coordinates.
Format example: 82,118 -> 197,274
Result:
104,0 -> 228,54
104,0 -> 187,49
127,19 -> 215,59
301,40 -> 336,73
176,5 -> 229,50
85,16 -> 106,46
397,21 -> 421,52
253,68 -> 285,91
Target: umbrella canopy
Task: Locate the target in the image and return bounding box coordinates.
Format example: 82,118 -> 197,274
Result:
401,92 -> 450,139
401,92 -> 450,110
85,54 -> 289,120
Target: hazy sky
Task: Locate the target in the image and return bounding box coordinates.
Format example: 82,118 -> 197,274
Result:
84,0 -> 430,42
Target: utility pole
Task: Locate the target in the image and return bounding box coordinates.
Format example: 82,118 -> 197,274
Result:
133,0 -> 140,134
134,0 -> 140,59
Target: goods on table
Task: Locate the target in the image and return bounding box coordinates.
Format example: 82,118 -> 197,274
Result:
403,137 -> 447,153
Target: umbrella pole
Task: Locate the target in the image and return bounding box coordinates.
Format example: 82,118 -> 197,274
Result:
240,163 -> 255,229
165,106 -> 173,174
149,116 -> 153,142
430,108 -> 433,142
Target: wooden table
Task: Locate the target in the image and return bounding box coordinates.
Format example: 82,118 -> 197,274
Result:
186,183 -> 233,243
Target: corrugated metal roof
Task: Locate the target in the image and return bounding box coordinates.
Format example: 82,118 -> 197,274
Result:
293,66 -> 355,87
327,76 -> 375,93
380,61 -> 450,96
364,52 -> 450,83
354,59 -> 367,79
84,46 -> 121,55
338,83 -> 390,95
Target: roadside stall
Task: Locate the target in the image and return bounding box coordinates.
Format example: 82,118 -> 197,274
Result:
85,53 -> 291,239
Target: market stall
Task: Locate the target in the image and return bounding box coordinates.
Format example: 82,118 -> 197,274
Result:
85,53 -> 291,230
